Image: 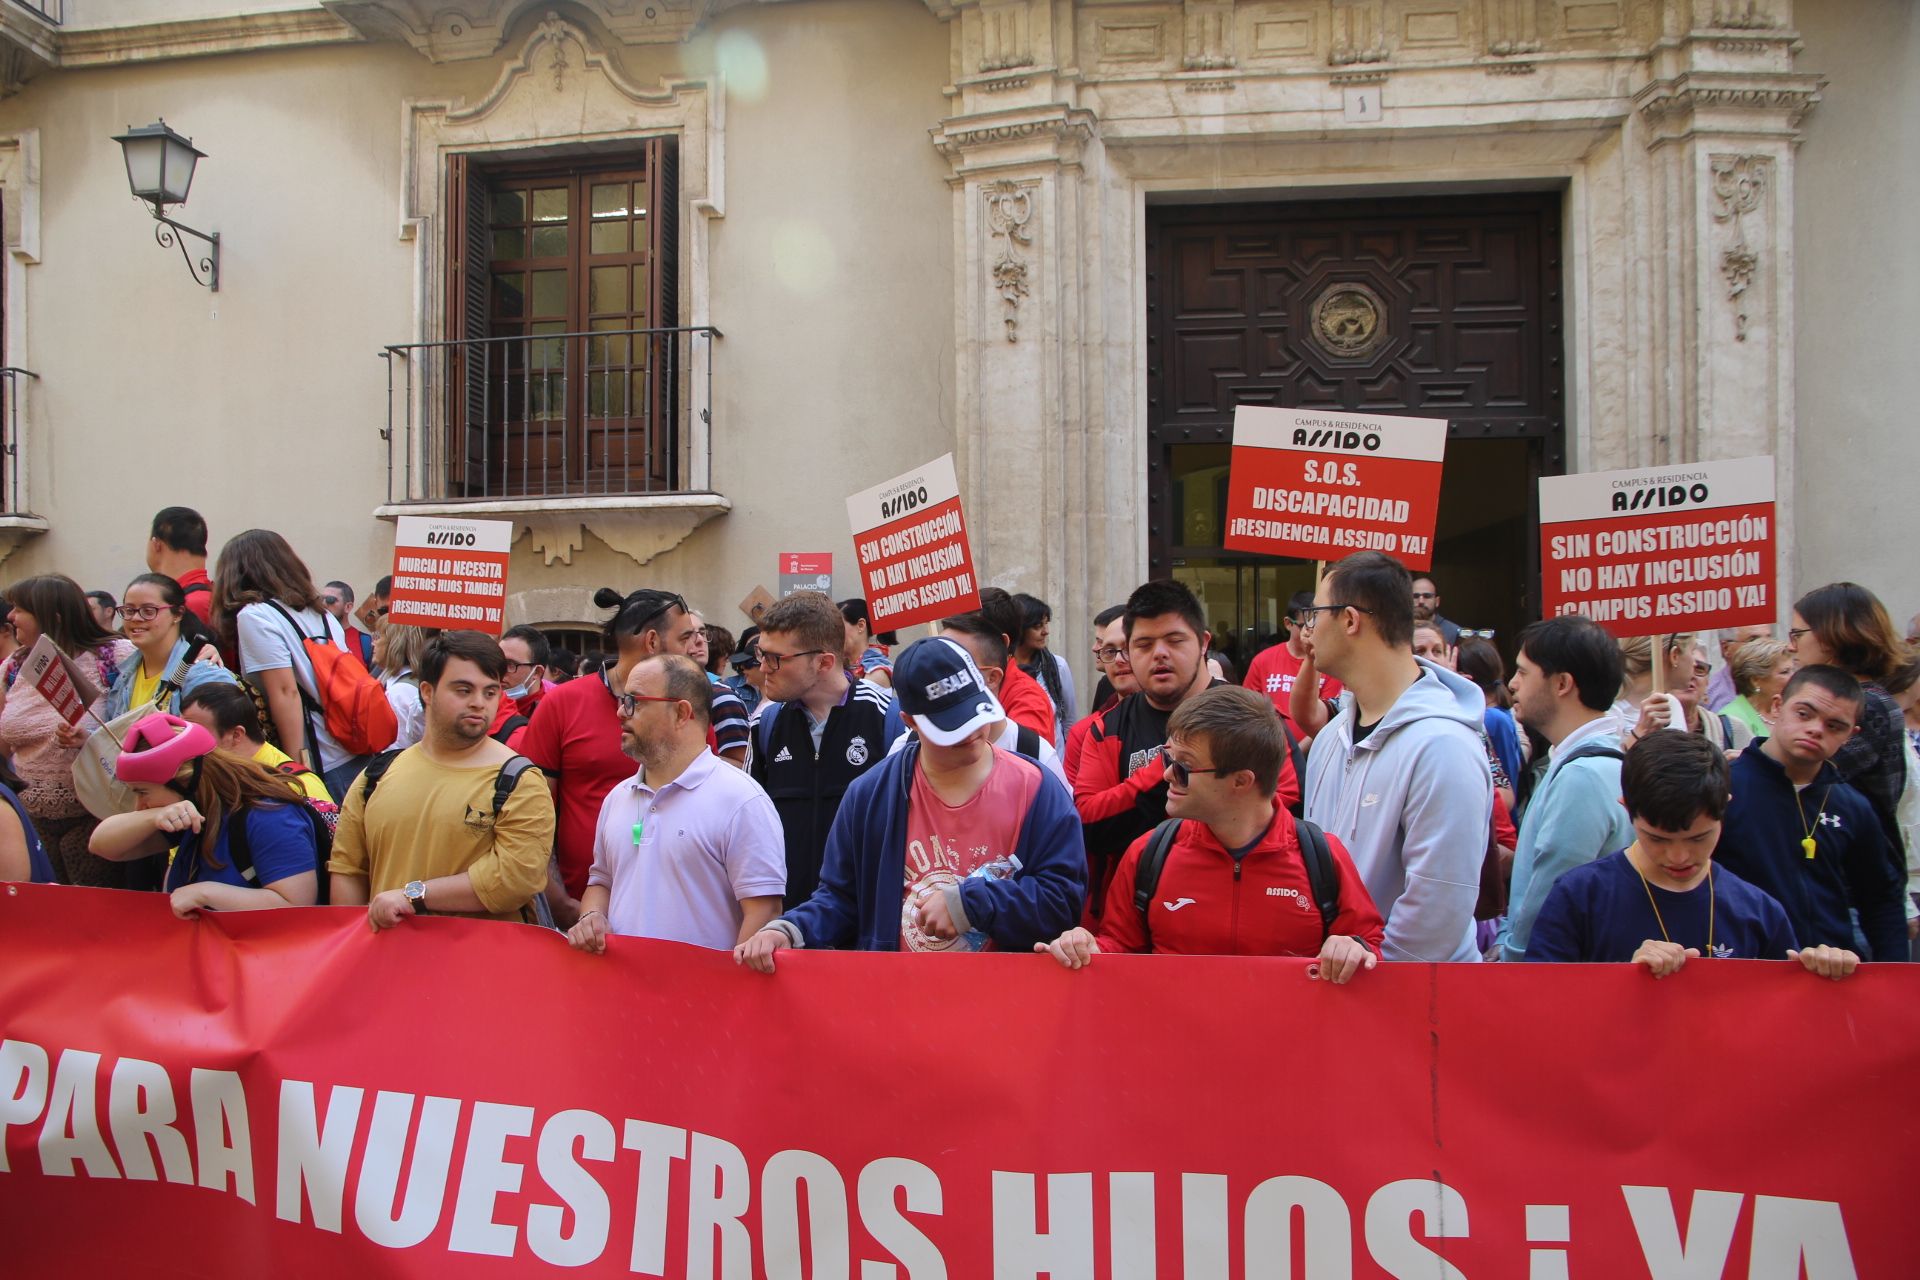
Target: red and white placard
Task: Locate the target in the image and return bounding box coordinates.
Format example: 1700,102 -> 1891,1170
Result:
1540,455 -> 1776,638
1222,406 -> 1448,570
386,515 -> 514,636
847,454 -> 980,632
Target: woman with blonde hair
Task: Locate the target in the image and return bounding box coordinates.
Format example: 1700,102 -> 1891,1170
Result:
372,620 -> 433,750
1724,636 -> 1793,738
1610,632 -> 1694,743
88,712 -> 322,915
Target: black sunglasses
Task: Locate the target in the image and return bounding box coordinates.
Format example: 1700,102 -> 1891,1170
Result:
1163,757 -> 1238,788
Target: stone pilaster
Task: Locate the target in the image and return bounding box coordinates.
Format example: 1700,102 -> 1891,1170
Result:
1627,0 -> 1820,603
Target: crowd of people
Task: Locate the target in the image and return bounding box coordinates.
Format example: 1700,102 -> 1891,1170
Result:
5,505 -> 1917,987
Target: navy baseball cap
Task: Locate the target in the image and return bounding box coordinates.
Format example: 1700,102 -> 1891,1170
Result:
893,637 -> 1002,746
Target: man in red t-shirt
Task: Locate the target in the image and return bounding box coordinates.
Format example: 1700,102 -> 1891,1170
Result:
521,588 -> 735,921
146,506 -> 214,624
1040,685 -> 1382,977
1243,590 -> 1343,738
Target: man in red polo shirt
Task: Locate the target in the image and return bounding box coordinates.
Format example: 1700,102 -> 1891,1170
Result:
1040,685 -> 1382,976
146,507 -> 213,624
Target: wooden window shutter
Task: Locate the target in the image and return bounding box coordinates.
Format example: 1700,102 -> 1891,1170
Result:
652,136 -> 678,488
444,153 -> 490,496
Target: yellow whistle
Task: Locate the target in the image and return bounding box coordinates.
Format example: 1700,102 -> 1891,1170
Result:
1802,836 -> 1817,860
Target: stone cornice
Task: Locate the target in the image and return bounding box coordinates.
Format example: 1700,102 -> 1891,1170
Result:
1634,71 -> 1824,130
932,105 -> 1097,157
47,10 -> 362,68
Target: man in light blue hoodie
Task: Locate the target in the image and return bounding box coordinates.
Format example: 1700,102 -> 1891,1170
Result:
1496,615 -> 1635,962
1300,552 -> 1494,962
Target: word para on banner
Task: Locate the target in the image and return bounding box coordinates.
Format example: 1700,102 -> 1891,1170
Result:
387,515 -> 515,637
1540,457 -> 1776,638
846,454 -> 981,632
1223,406 -> 1448,570
0,1036 -> 1865,1278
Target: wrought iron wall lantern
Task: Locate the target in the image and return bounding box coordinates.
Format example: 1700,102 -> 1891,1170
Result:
111,120 -> 219,291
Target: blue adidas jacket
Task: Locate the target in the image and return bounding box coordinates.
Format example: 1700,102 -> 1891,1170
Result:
772,742 -> 1086,952
1715,741 -> 1909,961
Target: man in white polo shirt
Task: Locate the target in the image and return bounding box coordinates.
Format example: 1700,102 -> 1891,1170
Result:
565,653 -> 786,954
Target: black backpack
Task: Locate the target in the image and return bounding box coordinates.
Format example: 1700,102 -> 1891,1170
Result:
1132,814 -> 1340,948
359,747 -> 537,816
1012,722 -> 1043,765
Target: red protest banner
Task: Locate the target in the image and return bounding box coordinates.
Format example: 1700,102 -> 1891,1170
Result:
846,454 -> 980,632
1223,405 -> 1448,570
387,515 -> 515,636
1540,456 -> 1776,638
2,884 -> 1913,1278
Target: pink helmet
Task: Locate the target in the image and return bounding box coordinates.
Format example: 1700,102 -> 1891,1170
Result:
114,713 -> 217,785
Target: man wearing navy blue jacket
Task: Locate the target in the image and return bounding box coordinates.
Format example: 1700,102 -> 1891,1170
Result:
1714,664 -> 1910,962
735,637 -> 1085,967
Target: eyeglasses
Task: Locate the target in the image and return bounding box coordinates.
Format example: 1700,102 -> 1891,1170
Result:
1457,628 -> 1496,640
1295,603 -> 1375,632
760,648 -> 826,673
1412,591 -> 1438,601
1092,645 -> 1126,663
503,660 -> 539,677
321,595 -> 341,606
1786,627 -> 1812,643
115,604 -> 172,622
1163,757 -> 1237,788
616,693 -> 683,718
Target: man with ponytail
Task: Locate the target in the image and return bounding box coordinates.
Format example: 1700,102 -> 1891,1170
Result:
521,587 -> 747,916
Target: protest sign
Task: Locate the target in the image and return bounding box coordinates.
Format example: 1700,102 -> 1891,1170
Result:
1222,405 -> 1448,570
777,553 -> 833,599
1540,455 -> 1776,638
847,454 -> 979,632
18,635 -> 102,726
0,884 -> 1911,1278
387,515 -> 514,636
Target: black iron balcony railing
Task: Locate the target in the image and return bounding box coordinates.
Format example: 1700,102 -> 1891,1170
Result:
0,367 -> 36,513
380,326 -> 718,504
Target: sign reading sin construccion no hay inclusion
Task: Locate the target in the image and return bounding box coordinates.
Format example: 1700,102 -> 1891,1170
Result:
846,454 -> 981,633
386,515 -> 515,637
1222,405 -> 1449,570
1539,455 -> 1776,639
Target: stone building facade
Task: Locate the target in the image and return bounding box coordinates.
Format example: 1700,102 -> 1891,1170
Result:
0,0 -> 1907,670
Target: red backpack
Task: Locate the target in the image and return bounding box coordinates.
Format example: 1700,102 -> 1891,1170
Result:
265,602 -> 399,758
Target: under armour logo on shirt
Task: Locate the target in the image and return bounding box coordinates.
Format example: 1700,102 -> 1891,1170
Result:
1817,813 -> 1843,829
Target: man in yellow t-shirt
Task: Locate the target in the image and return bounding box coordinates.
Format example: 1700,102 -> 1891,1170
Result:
327,631 -> 554,927
180,683 -> 332,803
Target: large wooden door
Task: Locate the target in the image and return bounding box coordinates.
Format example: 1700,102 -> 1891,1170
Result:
1146,194 -> 1565,666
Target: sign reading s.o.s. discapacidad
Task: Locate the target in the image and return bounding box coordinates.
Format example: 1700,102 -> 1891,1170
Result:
1223,405 -> 1448,569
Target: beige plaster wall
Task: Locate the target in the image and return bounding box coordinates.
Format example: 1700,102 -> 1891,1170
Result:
0,0 -> 954,636
1792,0 -> 1919,622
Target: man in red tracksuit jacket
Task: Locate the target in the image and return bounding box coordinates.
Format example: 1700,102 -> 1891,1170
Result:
1073,581 -> 1301,920
1041,685 -> 1383,978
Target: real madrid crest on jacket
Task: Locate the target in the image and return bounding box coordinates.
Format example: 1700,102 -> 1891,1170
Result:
752,678 -> 906,909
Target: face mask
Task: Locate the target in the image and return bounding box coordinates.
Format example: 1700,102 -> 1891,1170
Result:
506,673 -> 538,700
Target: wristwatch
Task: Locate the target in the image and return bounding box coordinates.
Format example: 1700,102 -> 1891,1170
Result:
404,880 -> 428,913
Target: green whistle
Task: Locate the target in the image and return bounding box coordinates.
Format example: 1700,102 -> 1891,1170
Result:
632,821 -> 645,844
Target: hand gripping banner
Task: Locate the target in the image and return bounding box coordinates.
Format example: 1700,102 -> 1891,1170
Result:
1,884 -> 1914,1278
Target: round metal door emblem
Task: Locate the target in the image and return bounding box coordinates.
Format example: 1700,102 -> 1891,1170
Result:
1310,283 -> 1387,358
